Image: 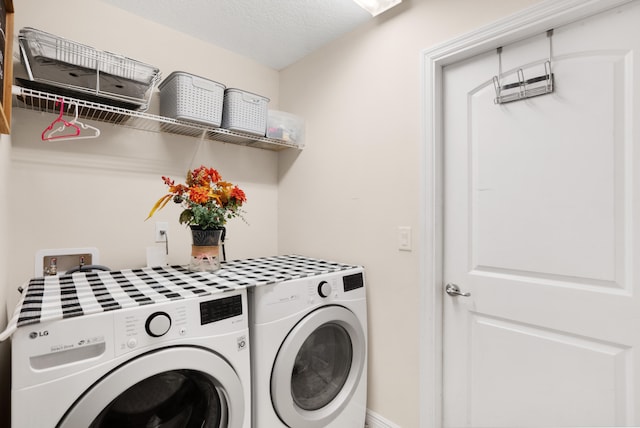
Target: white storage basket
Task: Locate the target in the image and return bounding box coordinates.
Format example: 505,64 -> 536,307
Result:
159,72 -> 226,127
221,89 -> 269,136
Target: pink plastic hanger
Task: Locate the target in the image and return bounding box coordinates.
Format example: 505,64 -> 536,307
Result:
46,101 -> 101,141
41,98 -> 81,141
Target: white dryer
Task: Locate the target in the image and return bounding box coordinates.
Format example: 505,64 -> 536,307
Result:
11,270 -> 251,428
249,267 -> 367,428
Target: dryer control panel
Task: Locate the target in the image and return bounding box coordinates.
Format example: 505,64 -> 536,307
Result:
249,268 -> 366,324
317,281 -> 332,298
343,272 -> 364,292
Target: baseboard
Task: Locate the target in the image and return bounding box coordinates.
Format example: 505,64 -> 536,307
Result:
365,409 -> 401,428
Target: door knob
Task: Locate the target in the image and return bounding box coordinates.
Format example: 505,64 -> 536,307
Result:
445,283 -> 471,297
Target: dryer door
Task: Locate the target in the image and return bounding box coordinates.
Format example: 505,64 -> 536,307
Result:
57,346 -> 245,428
271,305 -> 366,427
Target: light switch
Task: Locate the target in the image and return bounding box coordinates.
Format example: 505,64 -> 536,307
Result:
398,226 -> 412,251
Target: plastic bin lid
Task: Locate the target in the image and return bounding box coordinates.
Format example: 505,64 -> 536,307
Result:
159,71 -> 226,90
224,88 -> 270,102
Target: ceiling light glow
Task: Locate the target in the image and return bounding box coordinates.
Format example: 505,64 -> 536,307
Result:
352,0 -> 402,16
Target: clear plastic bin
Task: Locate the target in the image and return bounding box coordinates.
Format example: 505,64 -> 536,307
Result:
267,110 -> 305,147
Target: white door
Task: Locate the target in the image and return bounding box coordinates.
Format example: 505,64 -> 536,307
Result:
442,2 -> 640,427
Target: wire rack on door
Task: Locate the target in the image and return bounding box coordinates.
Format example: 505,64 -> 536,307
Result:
12,85 -> 299,151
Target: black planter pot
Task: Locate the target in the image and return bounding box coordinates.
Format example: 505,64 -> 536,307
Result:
189,226 -> 224,272
190,226 -> 223,246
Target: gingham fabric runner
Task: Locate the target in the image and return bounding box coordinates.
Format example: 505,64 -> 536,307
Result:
0,255 -> 358,341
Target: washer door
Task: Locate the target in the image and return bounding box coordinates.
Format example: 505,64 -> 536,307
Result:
271,305 -> 366,427
58,346 -> 245,428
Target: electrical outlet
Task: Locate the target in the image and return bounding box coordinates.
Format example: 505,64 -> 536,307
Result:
155,222 -> 168,242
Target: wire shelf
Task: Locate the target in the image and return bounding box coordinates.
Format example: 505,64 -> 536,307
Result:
12,85 -> 300,151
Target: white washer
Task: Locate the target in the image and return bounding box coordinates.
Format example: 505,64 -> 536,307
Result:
12,288 -> 251,428
249,267 -> 367,428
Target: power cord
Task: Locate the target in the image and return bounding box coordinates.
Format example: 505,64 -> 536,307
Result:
160,229 -> 169,256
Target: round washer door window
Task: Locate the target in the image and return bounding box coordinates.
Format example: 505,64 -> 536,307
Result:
271,305 -> 366,428
58,347 -> 245,428
89,369 -> 223,427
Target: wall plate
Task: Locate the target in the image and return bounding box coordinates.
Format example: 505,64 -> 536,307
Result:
35,247 -> 100,277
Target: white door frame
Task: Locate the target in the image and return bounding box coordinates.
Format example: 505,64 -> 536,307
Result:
418,0 -> 634,426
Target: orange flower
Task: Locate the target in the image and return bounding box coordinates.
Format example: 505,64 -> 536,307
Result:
189,186 -> 210,204
207,167 -> 221,183
231,186 -> 246,203
169,183 -> 188,195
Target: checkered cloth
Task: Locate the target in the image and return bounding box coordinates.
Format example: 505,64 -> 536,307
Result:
0,255 -> 358,341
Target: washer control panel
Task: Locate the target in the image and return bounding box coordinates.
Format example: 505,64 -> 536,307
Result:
113,291 -> 246,357
114,304 -> 188,356
145,312 -> 172,337
200,294 -> 243,325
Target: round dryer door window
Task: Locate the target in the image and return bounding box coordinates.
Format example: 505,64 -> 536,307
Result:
292,323 -> 353,410
58,347 -> 246,428
271,305 -> 366,428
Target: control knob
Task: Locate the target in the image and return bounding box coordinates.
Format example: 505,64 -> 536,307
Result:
145,312 -> 172,337
317,281 -> 332,298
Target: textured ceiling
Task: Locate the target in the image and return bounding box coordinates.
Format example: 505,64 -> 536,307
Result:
99,0 -> 372,70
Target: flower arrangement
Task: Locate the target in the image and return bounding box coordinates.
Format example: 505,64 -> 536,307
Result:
147,165 -> 247,230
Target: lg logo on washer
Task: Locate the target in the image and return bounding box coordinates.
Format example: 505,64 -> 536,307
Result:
29,330 -> 49,339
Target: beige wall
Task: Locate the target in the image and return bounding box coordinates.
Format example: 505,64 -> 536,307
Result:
1,1 -> 280,424
1,1 -> 545,427
7,0 -> 281,290
277,0 -> 541,425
